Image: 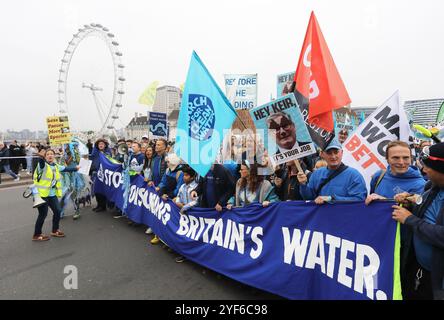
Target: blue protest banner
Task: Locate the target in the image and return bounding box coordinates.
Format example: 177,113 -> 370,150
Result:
94,153 -> 402,300
148,111 -> 168,139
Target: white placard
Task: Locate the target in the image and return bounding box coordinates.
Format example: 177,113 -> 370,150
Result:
78,158 -> 92,176
224,74 -> 257,110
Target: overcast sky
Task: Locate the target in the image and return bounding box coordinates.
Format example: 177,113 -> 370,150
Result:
1,0 -> 443,132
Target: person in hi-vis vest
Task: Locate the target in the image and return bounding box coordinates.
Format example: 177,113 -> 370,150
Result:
32,148 -> 79,241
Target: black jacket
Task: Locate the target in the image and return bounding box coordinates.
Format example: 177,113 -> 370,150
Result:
0,146 -> 10,165
402,185 -> 444,299
9,144 -> 22,157
195,164 -> 235,208
274,161 -> 312,201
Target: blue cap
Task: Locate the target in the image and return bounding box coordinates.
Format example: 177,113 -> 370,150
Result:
323,138 -> 342,151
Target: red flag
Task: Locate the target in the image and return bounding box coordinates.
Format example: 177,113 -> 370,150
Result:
294,12 -> 351,132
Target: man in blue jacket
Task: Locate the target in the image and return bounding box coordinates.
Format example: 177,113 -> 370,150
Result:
297,138 -> 367,204
392,142 -> 444,300
365,140 -> 425,205
192,163 -> 236,211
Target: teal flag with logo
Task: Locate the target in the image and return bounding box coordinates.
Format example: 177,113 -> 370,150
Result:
175,51 -> 237,177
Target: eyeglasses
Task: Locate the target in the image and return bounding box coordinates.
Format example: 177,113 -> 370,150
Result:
268,118 -> 293,131
420,146 -> 444,163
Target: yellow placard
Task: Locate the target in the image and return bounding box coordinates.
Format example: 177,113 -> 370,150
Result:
46,116 -> 72,145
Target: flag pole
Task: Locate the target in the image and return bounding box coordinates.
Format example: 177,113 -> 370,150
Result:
290,81 -> 336,147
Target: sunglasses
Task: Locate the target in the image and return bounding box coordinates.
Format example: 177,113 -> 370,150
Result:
269,118 -> 293,131
420,146 -> 444,163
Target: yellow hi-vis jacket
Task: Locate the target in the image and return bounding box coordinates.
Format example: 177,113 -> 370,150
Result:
33,162 -> 63,198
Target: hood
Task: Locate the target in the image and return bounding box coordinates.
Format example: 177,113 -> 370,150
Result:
386,165 -> 423,180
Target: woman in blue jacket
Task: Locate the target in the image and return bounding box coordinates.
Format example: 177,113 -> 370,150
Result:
89,138 -> 112,212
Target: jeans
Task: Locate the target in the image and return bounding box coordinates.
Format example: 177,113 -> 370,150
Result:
34,196 -> 62,236
26,157 -> 33,173
2,164 -> 18,179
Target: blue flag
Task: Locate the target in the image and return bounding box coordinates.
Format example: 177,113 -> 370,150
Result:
175,51 -> 237,177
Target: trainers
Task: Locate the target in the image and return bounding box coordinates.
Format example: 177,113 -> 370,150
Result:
175,256 -> 186,263
113,213 -> 124,219
14,177 -> 20,182
150,235 -> 160,245
73,213 -> 80,220
145,227 -> 153,235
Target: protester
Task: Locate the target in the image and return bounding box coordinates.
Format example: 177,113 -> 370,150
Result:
125,139 -> 133,148
365,141 -> 425,205
141,146 -> 156,234
297,138 -> 367,203
32,148 -> 79,241
9,140 -> 22,174
416,140 -> 433,179
141,135 -> 149,145
25,142 -> 37,175
19,143 -> 27,172
107,139 -> 126,219
0,141 -> 20,181
175,165 -> 199,213
150,153 -> 184,245
173,165 -> 199,263
274,160 -> 310,201
392,142 -> 444,300
142,146 -> 155,182
150,139 -> 168,186
191,163 -> 236,211
157,153 -> 184,200
227,161 -> 279,209
129,142 -> 145,175
141,143 -> 148,154
90,138 -> 112,212
86,139 -> 93,155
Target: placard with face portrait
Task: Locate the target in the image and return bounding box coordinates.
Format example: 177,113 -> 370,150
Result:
249,94 -> 316,165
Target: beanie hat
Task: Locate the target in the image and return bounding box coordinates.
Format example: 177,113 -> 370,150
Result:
421,142 -> 444,174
